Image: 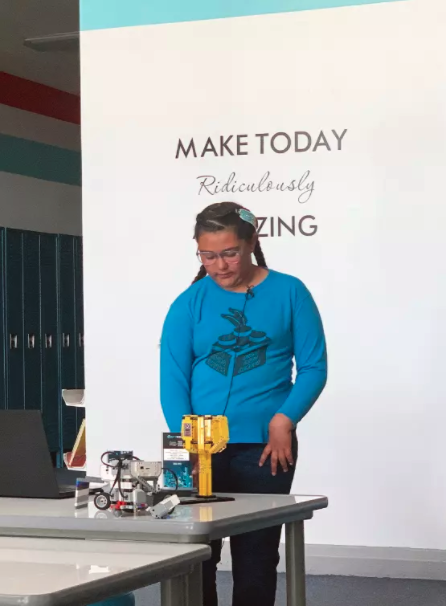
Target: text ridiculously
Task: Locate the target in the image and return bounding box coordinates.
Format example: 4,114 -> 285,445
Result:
197,171 -> 315,204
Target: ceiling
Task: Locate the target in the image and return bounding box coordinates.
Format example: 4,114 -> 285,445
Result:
0,0 -> 80,94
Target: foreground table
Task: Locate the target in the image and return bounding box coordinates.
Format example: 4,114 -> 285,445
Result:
0,536 -> 210,606
0,494 -> 328,606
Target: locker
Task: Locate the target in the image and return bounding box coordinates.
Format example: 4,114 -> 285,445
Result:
0,229 -> 5,409
1,227 -> 85,456
40,234 -> 60,453
5,230 -> 24,410
58,235 -> 77,451
23,231 -> 42,412
74,236 -> 85,432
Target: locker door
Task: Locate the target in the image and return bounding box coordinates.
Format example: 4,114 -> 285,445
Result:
74,236 -> 85,432
40,234 -> 60,453
5,229 -> 24,410
23,231 -> 42,412
58,235 -> 77,451
0,228 -> 5,409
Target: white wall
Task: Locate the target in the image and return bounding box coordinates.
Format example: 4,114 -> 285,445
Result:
0,101 -> 82,235
0,103 -> 80,151
0,172 -> 82,236
81,0 -> 446,551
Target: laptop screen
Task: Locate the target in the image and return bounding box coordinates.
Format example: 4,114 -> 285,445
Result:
0,410 -> 60,498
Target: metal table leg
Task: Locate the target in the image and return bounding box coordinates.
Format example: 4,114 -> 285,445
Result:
184,564 -> 203,606
160,564 -> 203,606
160,575 -> 185,606
285,520 -> 306,606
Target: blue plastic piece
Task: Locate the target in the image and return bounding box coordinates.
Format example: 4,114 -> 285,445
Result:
90,593 -> 135,606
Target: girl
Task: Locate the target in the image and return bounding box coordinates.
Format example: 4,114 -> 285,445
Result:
160,201 -> 327,606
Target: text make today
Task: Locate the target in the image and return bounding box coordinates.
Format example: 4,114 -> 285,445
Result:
175,129 -> 348,159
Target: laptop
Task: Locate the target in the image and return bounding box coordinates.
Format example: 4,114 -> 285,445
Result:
0,409 -> 84,499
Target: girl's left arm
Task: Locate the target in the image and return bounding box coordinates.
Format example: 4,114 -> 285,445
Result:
278,292 -> 328,424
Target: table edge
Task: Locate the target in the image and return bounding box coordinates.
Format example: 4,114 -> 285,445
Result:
0,495 -> 328,544
0,544 -> 211,605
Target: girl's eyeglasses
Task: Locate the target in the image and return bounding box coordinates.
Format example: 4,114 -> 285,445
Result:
197,249 -> 241,267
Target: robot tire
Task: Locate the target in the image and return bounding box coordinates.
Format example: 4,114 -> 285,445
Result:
94,492 -> 112,511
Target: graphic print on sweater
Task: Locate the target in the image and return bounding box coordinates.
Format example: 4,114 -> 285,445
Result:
206,308 -> 271,377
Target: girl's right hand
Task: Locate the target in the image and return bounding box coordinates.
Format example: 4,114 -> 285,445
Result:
259,413 -> 294,475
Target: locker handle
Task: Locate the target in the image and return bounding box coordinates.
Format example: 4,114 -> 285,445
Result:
45,334 -> 53,349
27,334 -> 36,349
62,333 -> 70,348
9,334 -> 18,350
79,333 -> 84,348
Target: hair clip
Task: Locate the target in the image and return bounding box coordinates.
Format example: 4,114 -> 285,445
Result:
237,208 -> 258,228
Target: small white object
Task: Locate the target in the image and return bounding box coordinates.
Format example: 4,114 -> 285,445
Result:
62,389 -> 85,407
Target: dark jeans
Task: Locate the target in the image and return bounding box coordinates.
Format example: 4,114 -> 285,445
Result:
203,435 -> 298,606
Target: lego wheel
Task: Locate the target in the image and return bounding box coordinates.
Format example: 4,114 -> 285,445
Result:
94,492 -> 112,511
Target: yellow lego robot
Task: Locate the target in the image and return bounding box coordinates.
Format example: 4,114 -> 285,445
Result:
181,415 -> 229,498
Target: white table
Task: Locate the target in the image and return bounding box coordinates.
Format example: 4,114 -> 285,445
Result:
0,536 -> 210,606
0,494 -> 328,606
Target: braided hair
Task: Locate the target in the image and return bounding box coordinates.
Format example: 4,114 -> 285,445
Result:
193,202 -> 267,284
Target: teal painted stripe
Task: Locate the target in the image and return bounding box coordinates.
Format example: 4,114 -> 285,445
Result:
81,0 -> 404,31
0,134 -> 81,186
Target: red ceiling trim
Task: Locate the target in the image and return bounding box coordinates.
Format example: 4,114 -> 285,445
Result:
0,72 -> 80,125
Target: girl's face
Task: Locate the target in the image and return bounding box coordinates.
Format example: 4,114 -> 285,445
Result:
197,229 -> 255,289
